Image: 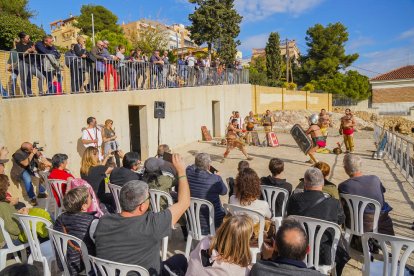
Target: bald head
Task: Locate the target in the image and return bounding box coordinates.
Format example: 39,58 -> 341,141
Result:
21,142 -> 33,152
275,219 -> 308,260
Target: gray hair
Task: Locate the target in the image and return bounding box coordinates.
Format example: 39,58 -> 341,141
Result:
304,167 -> 324,188
195,153 -> 211,171
343,153 -> 362,176
119,180 -> 149,212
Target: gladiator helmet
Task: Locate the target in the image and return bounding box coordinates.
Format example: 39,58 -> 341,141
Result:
309,114 -> 319,125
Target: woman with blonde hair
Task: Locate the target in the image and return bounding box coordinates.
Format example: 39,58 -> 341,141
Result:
80,146 -> 115,212
102,119 -> 120,166
186,214 -> 254,275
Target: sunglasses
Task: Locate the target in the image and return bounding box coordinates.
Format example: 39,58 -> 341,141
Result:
138,195 -> 151,206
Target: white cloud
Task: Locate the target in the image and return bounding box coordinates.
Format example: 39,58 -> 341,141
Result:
398,27 -> 414,40
347,37 -> 374,51
239,33 -> 270,52
235,0 -> 324,22
353,45 -> 414,78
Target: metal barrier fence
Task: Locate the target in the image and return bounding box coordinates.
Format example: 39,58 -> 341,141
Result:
374,124 -> 414,184
0,50 -> 249,97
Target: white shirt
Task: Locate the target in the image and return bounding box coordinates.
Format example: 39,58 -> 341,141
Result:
82,127 -> 103,160
229,195 -> 272,221
187,56 -> 196,67
82,127 -> 103,148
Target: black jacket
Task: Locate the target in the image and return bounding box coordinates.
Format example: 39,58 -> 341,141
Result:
286,190 -> 345,265
260,176 -> 292,216
251,258 -> 323,276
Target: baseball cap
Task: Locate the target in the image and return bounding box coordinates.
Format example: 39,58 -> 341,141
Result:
144,157 -> 165,173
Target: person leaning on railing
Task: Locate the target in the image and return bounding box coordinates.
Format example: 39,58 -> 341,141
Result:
73,36 -> 88,92
15,32 -> 46,96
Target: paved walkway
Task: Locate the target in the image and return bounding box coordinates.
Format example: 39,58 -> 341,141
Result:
169,129 -> 414,274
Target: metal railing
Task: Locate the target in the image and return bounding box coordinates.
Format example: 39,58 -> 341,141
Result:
0,50 -> 249,98
374,124 -> 414,184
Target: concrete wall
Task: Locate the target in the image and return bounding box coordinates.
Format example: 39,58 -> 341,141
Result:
0,84 -> 251,177
251,85 -> 332,114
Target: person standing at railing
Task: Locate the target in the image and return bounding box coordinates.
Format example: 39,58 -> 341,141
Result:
186,52 -> 196,86
73,36 -> 88,92
131,49 -> 147,90
65,43 -> 82,93
177,55 -> 187,86
102,40 -> 119,91
6,38 -> 20,97
90,41 -> 107,91
116,45 -> 128,90
15,32 -> 46,96
35,35 -> 62,94
150,50 -> 164,89
162,50 -> 169,88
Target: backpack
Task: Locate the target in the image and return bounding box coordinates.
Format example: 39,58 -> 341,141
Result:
70,178 -> 105,217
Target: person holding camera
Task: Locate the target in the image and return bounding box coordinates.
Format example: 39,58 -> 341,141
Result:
10,142 -> 51,206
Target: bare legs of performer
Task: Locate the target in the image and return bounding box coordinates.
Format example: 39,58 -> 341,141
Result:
224,144 -> 253,160
307,146 -> 319,164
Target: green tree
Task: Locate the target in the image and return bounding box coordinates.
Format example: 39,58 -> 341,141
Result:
343,70 -> 371,100
0,13 -> 45,50
301,22 -> 359,83
86,30 -> 132,53
131,25 -> 169,56
249,55 -> 268,85
188,0 -> 242,60
0,0 -> 34,20
265,32 -> 282,81
302,83 -> 315,92
75,5 -> 120,37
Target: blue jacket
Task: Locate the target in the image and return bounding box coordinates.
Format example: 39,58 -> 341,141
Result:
186,165 -> 227,234
35,41 -> 61,59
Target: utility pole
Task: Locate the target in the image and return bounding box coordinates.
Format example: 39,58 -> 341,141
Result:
91,13 -> 95,46
285,38 -> 289,83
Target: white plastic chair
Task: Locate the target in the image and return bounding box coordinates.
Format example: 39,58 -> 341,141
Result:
260,185 -> 289,226
48,179 -> 67,218
48,228 -> 91,276
89,255 -> 149,276
340,193 -> 381,261
108,183 -> 122,213
223,203 -> 265,264
15,214 -> 55,276
362,232 -> 414,276
149,189 -> 173,261
289,215 -> 342,275
0,218 -> 29,270
185,197 -> 215,257
38,171 -> 53,213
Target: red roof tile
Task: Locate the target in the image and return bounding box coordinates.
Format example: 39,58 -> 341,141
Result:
370,65 -> 414,81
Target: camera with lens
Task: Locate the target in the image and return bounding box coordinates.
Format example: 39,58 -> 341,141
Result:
33,141 -> 44,152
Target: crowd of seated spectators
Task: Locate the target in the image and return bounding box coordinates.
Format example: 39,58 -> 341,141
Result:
0,139 -> 398,276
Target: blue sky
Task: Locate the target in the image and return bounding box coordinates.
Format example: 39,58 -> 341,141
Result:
29,0 -> 414,77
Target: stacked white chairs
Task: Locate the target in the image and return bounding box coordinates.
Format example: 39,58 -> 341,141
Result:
362,232 -> 414,276
289,215 -> 342,275
223,203 -> 265,263
149,189 -> 174,261
340,193 -> 381,261
48,179 -> 67,218
90,255 -> 149,276
0,218 -> 29,270
260,185 -> 289,227
15,214 -> 55,276
48,228 -> 92,276
184,198 -> 215,257
108,183 -> 122,213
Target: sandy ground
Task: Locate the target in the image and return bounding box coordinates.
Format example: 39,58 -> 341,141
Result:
8,128 -> 414,275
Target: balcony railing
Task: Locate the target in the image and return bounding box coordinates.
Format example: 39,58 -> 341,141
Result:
0,50 -> 249,98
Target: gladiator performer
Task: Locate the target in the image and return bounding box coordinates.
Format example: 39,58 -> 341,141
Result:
340,108 -> 356,153
262,110 -> 275,133
305,114 -> 326,164
318,108 -> 331,139
224,119 -> 253,160
244,111 -> 258,144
